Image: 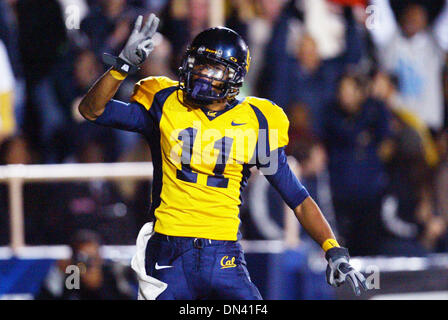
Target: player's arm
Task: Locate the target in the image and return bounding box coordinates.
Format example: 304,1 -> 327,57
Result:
293,197 -> 335,248
263,149 -> 335,245
78,69 -> 125,121
263,148 -> 368,296
79,14 -> 160,121
294,196 -> 368,296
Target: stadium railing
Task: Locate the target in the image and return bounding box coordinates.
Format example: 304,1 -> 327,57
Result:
0,162 -> 154,251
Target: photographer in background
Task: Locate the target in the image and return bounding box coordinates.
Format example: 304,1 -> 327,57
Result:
37,230 -> 136,300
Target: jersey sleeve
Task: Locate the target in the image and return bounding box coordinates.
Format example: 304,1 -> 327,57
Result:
247,97 -> 290,172
93,76 -> 179,135
130,76 -> 178,112
247,97 -> 309,209
266,102 -> 289,151
264,148 -> 310,209
93,99 -> 154,136
249,98 -> 309,210
246,97 -> 290,151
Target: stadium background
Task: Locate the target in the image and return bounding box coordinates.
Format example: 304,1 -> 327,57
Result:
1,0 -> 448,300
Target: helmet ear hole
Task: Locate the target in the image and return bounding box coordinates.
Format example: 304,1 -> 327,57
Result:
187,56 -> 195,68
229,68 -> 235,79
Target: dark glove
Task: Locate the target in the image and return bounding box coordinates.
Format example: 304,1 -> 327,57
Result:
325,247 -> 369,296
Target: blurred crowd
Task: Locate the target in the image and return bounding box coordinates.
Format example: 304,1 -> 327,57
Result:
1,0 -> 448,263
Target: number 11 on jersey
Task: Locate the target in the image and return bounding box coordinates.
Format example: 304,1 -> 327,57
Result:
176,127 -> 234,188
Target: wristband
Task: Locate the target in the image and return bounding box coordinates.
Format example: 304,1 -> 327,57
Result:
102,53 -> 140,75
322,239 -> 340,252
109,69 -> 127,81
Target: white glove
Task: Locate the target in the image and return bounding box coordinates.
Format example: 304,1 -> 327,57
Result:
119,13 -> 160,67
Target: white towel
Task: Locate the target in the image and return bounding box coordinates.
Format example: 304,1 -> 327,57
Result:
131,222 -> 168,300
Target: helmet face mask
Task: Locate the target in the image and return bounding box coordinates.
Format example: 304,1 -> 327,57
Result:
191,57 -> 229,83
178,27 -> 250,107
180,55 -> 238,105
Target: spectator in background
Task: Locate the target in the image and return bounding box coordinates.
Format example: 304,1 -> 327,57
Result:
50,134 -> 137,245
435,130 -> 448,252
37,230 -> 136,300
138,34 -> 176,79
0,135 -> 55,245
131,0 -> 169,15
290,137 -> 336,233
15,0 -> 68,153
73,49 -> 104,99
370,70 -> 440,168
56,0 -> 90,43
444,61 -> 448,129
159,0 -> 211,73
321,73 -> 391,256
0,40 -> 16,143
368,0 -> 448,133
222,0 -> 251,41
0,0 -> 26,131
50,48 -> 103,162
0,0 -> 18,62
263,2 -> 363,136
116,136 -> 153,232
287,103 -> 336,230
239,0 -> 286,94
369,70 -> 444,255
273,150 -> 334,300
16,0 -> 67,85
51,48 -> 135,163
81,0 -> 137,59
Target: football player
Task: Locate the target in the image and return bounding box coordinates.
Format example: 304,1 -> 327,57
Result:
79,14 -> 368,299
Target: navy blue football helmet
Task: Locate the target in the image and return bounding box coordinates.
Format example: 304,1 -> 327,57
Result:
178,27 -> 251,106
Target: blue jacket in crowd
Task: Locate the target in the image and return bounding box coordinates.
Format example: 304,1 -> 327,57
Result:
322,98 -> 391,201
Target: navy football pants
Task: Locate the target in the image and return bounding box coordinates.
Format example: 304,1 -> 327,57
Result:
145,233 -> 262,300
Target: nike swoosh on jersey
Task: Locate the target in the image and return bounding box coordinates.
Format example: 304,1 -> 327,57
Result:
155,262 -> 173,270
231,121 -> 247,126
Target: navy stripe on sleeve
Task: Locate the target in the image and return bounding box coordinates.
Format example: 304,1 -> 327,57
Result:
249,104 -> 271,168
264,147 -> 310,210
148,86 -> 178,124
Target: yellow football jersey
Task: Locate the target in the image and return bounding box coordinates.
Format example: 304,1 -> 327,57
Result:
129,76 -> 290,240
